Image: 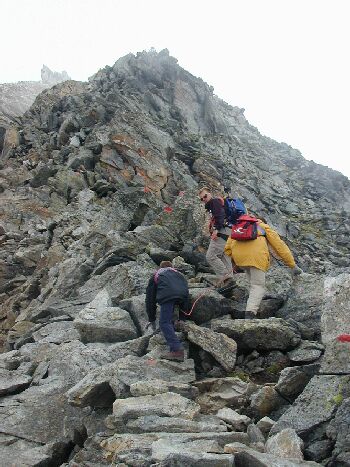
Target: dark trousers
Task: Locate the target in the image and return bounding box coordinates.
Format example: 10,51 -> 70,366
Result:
159,301 -> 183,352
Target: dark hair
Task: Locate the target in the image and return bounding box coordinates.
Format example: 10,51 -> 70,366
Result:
159,260 -> 173,268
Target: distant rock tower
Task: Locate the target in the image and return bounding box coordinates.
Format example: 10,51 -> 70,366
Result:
41,65 -> 70,85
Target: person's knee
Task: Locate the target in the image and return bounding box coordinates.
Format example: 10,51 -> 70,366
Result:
206,249 -> 214,262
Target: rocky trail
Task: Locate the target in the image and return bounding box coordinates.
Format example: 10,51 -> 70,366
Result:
0,49 -> 350,466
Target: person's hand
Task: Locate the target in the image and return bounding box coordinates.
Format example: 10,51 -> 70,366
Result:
146,321 -> 157,332
292,265 -> 303,275
211,230 -> 218,240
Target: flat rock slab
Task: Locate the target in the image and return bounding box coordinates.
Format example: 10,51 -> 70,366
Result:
32,320 -> 80,344
184,321 -> 237,371
0,368 -> 32,396
0,387 -> 86,445
67,354 -> 196,408
271,375 -> 350,437
0,435 -> 53,467
129,379 -> 198,399
123,414 -> 227,434
234,448 -> 320,466
158,452 -> 235,466
74,305 -> 137,343
115,354 -> 196,385
101,432 -> 249,464
211,317 -> 301,351
287,340 -> 323,363
152,437 -> 223,462
112,392 -> 201,420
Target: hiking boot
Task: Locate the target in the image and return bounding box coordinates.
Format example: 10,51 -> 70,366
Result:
174,320 -> 186,332
216,276 -> 234,288
245,311 -> 257,320
217,279 -> 235,297
161,350 -> 185,362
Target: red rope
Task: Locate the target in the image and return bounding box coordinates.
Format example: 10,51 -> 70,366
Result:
182,272 -> 235,317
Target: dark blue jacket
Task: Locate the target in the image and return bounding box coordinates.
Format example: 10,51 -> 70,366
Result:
145,267 -> 190,322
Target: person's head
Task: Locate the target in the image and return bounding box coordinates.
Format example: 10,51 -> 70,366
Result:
198,187 -> 212,204
159,260 -> 173,269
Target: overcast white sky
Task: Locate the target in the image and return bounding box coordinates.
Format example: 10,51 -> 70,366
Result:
1,0 -> 349,178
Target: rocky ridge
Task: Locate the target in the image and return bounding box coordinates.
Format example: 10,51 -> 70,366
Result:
0,49 -> 349,465
0,65 -> 70,154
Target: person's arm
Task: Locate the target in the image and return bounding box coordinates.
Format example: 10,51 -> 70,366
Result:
145,276 -> 157,322
224,237 -> 233,257
265,225 -> 296,268
211,198 -> 225,230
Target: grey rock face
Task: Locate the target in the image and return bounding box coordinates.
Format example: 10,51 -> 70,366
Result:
321,273 -> 350,374
32,320 -> 80,344
271,375 -> 350,437
234,448 -> 320,466
129,379 -> 198,399
158,452 -> 235,466
287,341 -> 323,364
0,368 -> 32,396
112,392 -> 200,420
100,431 -> 249,465
41,65 -> 70,85
276,274 -> 324,341
74,305 -> 137,343
184,321 -> 237,371
217,407 -> 251,431
275,364 -> 320,401
74,289 -> 138,343
188,288 -> 235,324
250,385 -> 286,418
2,49 -> 350,466
124,414 -> 227,434
211,317 -> 301,351
194,377 -> 254,413
266,428 -> 304,460
326,398 -> 350,464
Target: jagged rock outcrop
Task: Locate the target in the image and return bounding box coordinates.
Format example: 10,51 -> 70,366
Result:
0,66 -> 70,157
0,49 -> 350,465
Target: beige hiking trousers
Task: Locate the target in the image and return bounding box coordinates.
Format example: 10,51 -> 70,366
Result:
243,266 -> 266,314
206,227 -> 233,280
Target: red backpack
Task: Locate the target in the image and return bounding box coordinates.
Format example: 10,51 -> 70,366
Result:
230,215 -> 260,241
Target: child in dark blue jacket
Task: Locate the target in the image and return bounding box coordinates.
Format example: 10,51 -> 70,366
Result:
145,261 -> 189,361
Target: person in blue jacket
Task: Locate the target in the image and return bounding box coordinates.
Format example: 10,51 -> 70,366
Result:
146,261 -> 189,361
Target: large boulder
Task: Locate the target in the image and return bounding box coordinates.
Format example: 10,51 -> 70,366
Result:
188,288 -> 235,324
112,392 -> 201,421
271,375 -> 350,438
266,428 -> 304,461
211,317 -> 301,351
194,377 -> 256,414
183,321 -> 237,371
74,289 -> 138,343
320,273 -> 350,374
275,364 -> 320,401
326,398 -> 350,465
276,274 -> 324,341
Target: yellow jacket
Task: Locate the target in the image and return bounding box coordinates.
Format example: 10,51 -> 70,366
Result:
224,222 -> 296,272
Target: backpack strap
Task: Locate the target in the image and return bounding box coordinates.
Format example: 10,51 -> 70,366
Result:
257,225 -> 266,236
154,267 -> 178,284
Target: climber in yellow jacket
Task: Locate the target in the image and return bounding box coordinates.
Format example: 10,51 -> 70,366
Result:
224,220 -> 302,319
